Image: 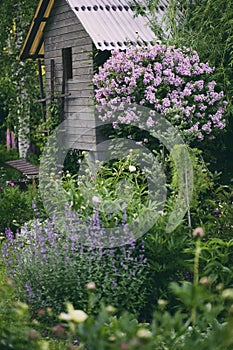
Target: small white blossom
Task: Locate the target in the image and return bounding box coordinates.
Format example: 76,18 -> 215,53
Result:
106,305 -> 116,313
69,309 -> 88,323
59,303 -> 88,323
222,288 -> 233,299
137,328 -> 152,339
86,282 -> 96,290
59,312 -> 71,321
129,165 -> 136,172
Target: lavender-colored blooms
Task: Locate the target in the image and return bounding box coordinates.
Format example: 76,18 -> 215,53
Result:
1,206 -> 148,314
25,282 -> 35,303
93,45 -> 227,141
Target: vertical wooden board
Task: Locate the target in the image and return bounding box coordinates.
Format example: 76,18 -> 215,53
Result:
43,0 -> 96,150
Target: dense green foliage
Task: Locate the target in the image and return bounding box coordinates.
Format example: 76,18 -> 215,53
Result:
0,183 -> 41,234
132,0 -> 233,181
0,145 -> 21,186
0,0 -> 40,151
0,257 -> 47,350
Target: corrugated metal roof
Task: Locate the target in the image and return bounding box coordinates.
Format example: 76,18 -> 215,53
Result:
67,0 -> 157,50
20,0 -> 167,60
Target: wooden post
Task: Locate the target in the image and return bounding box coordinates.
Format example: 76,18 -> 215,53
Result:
38,59 -> 46,121
50,59 -> 55,100
60,49 -> 67,122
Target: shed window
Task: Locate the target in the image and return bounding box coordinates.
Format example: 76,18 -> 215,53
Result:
62,47 -> 73,79
93,47 -> 111,73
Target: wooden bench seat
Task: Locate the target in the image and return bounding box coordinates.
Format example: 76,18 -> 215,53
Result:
5,159 -> 39,178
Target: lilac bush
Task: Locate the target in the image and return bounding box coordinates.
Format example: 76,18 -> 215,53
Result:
93,45 -> 227,141
2,205 -> 148,316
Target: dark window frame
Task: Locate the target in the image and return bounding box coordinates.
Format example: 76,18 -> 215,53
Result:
62,47 -> 73,80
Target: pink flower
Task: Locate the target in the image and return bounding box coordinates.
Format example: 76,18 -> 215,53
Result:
93,45 -> 227,141
28,330 -> 38,340
193,227 -> 205,238
11,131 -> 17,148
146,117 -> 155,128
6,128 -> 11,151
6,181 -> 14,187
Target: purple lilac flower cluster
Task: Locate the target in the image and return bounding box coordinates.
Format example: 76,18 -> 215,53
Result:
93,45 -> 227,141
2,206 -> 148,315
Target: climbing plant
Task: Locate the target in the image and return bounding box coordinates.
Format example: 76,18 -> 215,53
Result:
0,0 -> 40,142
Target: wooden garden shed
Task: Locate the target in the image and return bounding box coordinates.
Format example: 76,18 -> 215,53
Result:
19,0 -> 163,151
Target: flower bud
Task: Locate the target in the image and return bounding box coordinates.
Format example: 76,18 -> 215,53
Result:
193,227 -> 204,238
214,209 -> 221,217
28,330 -> 39,340
53,324 -> 65,336
199,276 -> 211,285
222,288 -> 233,299
137,328 -> 152,339
157,298 -> 168,308
86,282 -> 96,290
106,305 -> 116,313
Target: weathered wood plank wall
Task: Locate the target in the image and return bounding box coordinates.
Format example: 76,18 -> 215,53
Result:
43,0 -> 97,150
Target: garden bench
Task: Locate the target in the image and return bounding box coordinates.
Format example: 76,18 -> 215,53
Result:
5,159 -> 39,179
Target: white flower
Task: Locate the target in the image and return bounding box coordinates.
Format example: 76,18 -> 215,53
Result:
69,309 -> 88,323
59,303 -> 88,323
157,299 -> 168,308
106,305 -> 116,313
129,165 -> 136,172
59,312 -> 71,321
136,328 -> 152,339
158,210 -> 166,216
86,282 -> 96,290
222,288 -> 233,299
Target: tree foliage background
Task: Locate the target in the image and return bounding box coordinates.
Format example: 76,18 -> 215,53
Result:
0,0 -> 40,140
133,0 -> 233,182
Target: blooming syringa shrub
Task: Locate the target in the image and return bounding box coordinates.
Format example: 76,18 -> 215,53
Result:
93,45 -> 227,141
